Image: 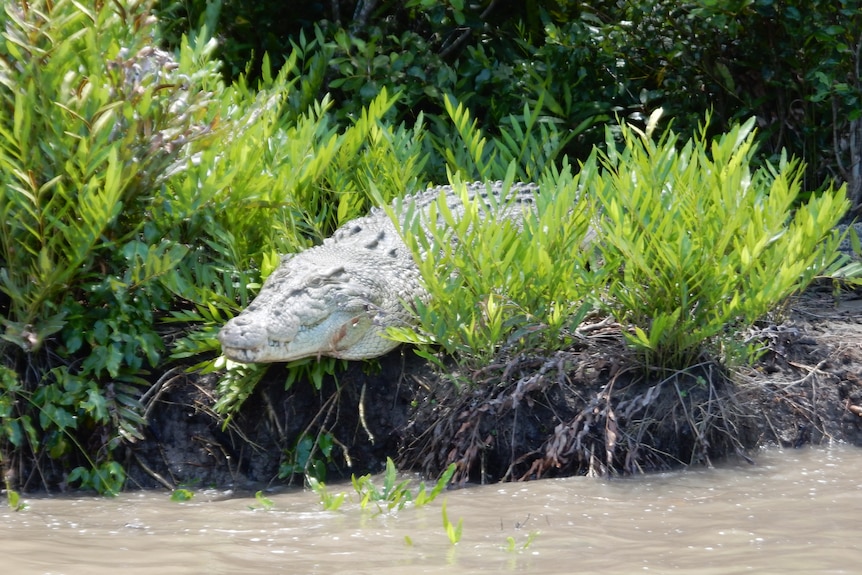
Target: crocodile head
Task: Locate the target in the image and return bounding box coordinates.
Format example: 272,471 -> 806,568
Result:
218,254 -> 400,363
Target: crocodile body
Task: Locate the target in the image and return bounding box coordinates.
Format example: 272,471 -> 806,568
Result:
218,181 -> 540,363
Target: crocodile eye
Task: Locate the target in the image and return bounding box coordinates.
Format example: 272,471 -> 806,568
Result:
307,266 -> 349,288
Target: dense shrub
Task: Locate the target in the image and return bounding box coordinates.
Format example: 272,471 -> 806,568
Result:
386,105 -> 603,367
0,0 -> 428,492
390,110 -> 847,371
594,113 -> 847,367
0,0 -> 222,493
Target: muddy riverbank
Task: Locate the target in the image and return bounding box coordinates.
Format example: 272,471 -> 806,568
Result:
111,284 -> 862,491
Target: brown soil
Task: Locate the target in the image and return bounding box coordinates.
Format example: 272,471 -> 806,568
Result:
125,285 -> 862,490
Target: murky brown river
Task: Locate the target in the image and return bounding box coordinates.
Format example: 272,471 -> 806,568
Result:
2,444 -> 860,574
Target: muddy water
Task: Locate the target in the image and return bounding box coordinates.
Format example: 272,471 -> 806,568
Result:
3,445 -> 861,575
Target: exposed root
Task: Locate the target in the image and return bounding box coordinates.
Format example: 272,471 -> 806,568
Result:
400,291 -> 862,484
401,334 -> 758,483
359,382 -> 375,444
129,451 -> 174,490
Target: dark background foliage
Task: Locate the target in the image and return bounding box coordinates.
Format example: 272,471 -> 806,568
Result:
155,0 -> 861,204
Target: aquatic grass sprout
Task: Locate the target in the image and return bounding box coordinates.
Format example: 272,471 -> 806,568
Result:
309,458 -> 456,514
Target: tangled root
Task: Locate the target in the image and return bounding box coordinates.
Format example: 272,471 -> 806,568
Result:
401,338 -> 758,483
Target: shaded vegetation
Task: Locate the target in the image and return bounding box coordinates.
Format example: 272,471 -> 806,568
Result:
155,0 -> 862,204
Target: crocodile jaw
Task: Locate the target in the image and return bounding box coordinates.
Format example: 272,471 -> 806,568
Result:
218,309 -> 390,363
217,257 -> 402,363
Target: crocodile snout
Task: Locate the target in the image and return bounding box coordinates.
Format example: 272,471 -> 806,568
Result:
218,315 -> 270,362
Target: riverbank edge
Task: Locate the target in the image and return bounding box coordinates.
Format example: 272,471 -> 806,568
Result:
104,285 -> 862,492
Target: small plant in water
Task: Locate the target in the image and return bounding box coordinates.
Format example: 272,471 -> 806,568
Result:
308,477 -> 346,511
4,488 -> 26,512
412,463 -> 457,507
352,457 -> 414,513
441,499 -> 463,545
1,451 -> 25,510
250,490 -> 275,511
351,458 -> 456,513
308,458 -> 456,514
504,531 -> 540,552
170,489 -> 194,502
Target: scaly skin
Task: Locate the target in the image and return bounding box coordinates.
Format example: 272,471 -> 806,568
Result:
218,181 -> 539,363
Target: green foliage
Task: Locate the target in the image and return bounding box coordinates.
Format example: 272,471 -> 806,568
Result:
167,81 -> 428,416
279,432 -> 336,482
0,0 -> 852,493
170,488 -> 194,502
382,97 -> 600,370
441,499 -> 463,545
308,476 -> 346,511
0,410 -> 25,509
352,457 -> 419,513
309,458 -> 456,515
67,461 -> 126,495
391,108 -> 846,372
0,0 -> 436,490
594,111 -> 848,367
388,168 -> 601,369
326,27 -> 449,120
0,366 -> 36,453
155,0 -> 325,82
682,0 -> 862,198
436,95 -> 572,182
505,531 -> 540,552
821,226 -> 862,285
0,0 -> 221,490
207,357 -> 340,420
209,363 -> 268,418
251,490 -> 275,510
156,0 -> 862,207
412,462 -> 457,508
5,487 -> 25,511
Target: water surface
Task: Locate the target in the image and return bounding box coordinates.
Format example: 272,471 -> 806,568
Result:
2,445 -> 860,574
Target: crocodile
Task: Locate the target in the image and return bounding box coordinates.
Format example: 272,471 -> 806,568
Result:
218,181 -> 540,363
